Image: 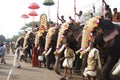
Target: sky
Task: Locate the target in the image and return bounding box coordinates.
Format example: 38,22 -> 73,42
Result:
0,0 -> 120,38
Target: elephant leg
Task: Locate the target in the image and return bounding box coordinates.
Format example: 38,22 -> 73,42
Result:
46,55 -> 51,69
73,54 -> 82,73
81,53 -> 88,72
54,55 -> 61,74
24,52 -> 28,62
28,48 -> 32,60
24,48 -> 30,62
50,54 -> 55,69
100,55 -> 119,80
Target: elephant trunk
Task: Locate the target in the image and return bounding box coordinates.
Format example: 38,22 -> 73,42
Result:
54,54 -> 61,74
45,47 -> 52,56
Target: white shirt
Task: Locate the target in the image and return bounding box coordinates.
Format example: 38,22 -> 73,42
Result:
76,15 -> 86,26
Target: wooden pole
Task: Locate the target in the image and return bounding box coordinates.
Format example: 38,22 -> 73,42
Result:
102,0 -> 105,17
57,0 -> 59,26
74,0 -> 76,21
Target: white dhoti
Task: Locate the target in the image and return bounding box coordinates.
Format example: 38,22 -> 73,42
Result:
62,58 -> 74,68
83,67 -> 97,77
13,46 -> 22,68
62,49 -> 75,68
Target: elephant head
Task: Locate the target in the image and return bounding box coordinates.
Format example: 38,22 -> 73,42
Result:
15,36 -> 24,48
23,32 -> 35,51
45,27 -> 56,50
35,25 -> 46,48
80,16 -> 119,54
53,22 -> 69,55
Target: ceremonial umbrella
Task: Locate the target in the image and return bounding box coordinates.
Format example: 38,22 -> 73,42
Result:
21,14 -> 29,18
21,14 -> 29,30
21,14 -> 29,24
43,0 -> 54,22
28,11 -> 38,32
28,2 -> 40,10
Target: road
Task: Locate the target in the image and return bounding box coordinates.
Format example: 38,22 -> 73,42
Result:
1,52 -> 119,80
0,53 -> 82,80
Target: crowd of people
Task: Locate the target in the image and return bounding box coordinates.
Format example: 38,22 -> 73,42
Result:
0,42 -> 15,64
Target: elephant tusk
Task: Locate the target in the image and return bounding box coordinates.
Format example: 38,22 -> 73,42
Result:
57,44 -> 66,54
45,47 -> 52,56
112,63 -> 120,75
75,49 -> 81,54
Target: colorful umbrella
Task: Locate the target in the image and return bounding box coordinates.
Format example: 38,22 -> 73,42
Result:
21,14 -> 29,28
21,14 -> 29,18
43,0 -> 54,22
28,2 -> 40,9
28,11 -> 38,16
28,11 -> 38,32
43,0 -> 54,6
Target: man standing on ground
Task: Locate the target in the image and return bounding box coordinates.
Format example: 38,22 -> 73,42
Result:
0,43 -> 6,64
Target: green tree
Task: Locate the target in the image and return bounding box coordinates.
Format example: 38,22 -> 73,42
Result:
21,21 -> 40,31
0,35 -> 6,43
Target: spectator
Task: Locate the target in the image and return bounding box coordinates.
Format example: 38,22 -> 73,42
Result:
6,42 -> 10,54
0,43 -> 6,64
32,44 -> 39,67
13,46 -> 23,68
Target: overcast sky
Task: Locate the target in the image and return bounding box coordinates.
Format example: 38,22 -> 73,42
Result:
0,0 -> 119,38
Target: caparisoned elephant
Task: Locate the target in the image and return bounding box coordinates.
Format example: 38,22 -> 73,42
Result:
44,27 -> 58,70
79,16 -> 120,80
54,22 -> 83,74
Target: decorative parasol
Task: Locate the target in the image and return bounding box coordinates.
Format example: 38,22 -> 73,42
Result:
43,0 -> 54,22
43,0 -> 54,5
21,14 -> 29,31
28,2 -> 40,9
28,11 -> 38,16
21,14 -> 29,18
28,11 -> 38,32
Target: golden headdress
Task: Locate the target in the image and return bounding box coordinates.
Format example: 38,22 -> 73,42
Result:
35,25 -> 46,47
45,27 -> 56,50
56,22 -> 69,48
81,16 -> 100,49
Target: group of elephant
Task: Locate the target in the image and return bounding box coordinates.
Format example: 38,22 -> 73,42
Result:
16,16 -> 120,80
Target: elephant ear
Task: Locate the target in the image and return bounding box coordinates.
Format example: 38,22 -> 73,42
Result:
98,18 -> 119,42
81,16 -> 100,50
98,18 -> 116,36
